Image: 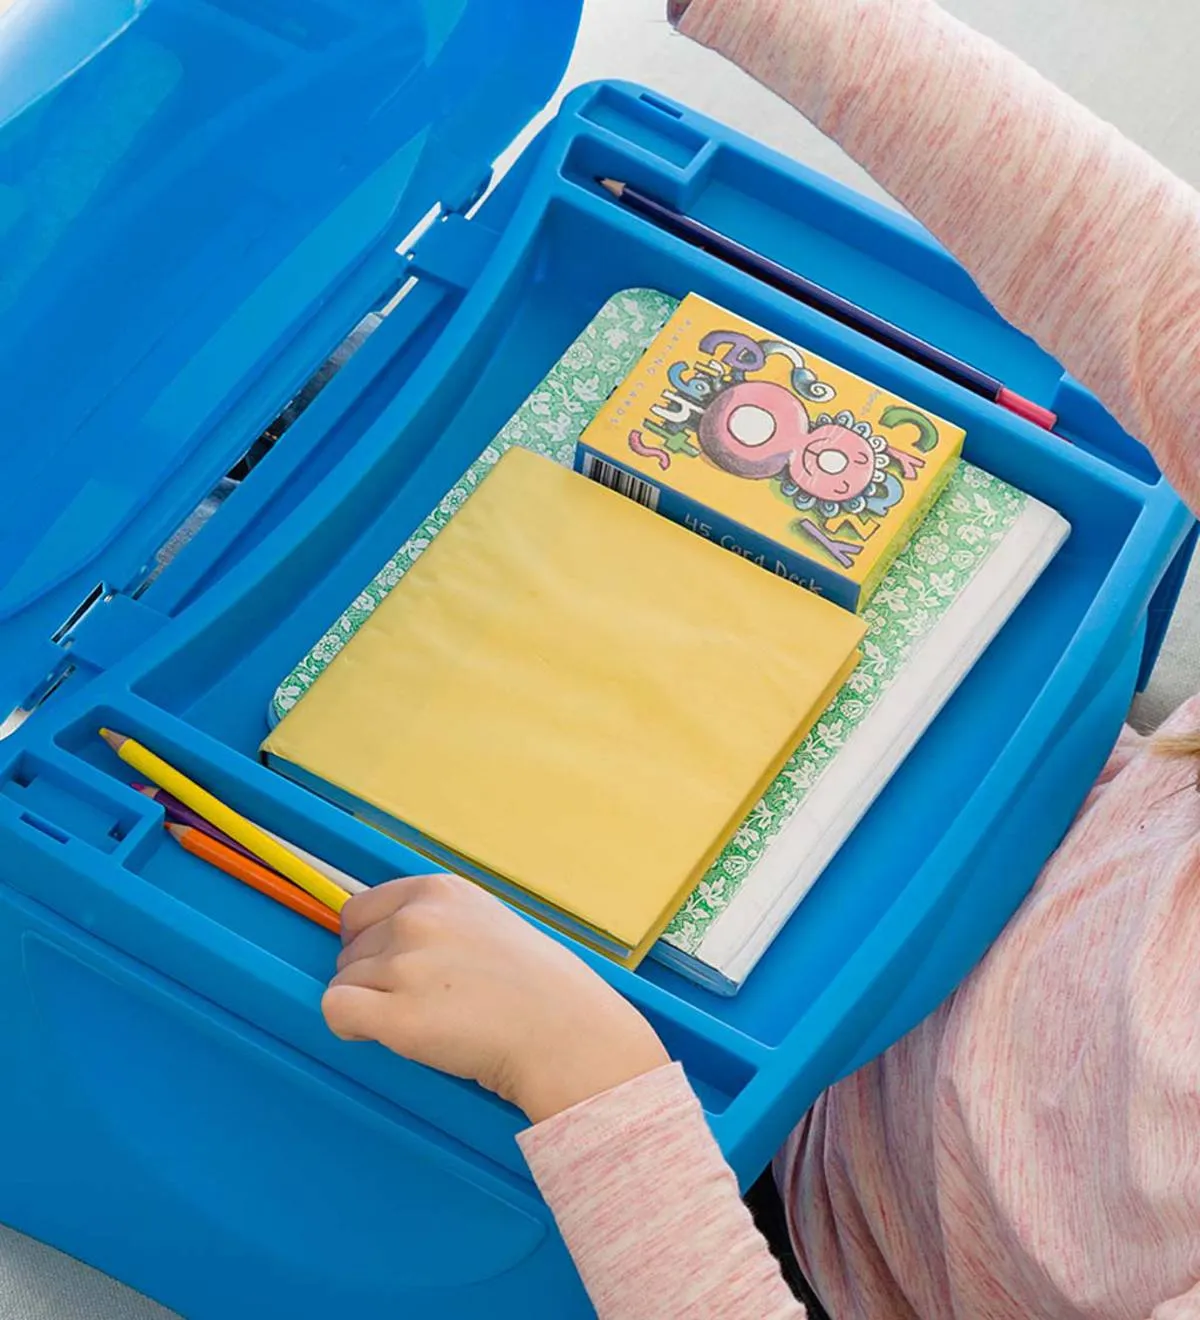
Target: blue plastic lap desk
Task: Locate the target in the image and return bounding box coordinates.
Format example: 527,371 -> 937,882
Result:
0,3 -> 1193,1316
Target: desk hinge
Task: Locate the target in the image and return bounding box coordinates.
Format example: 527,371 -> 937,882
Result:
57,588 -> 168,675
1,589 -> 169,737
444,168 -> 493,218
407,212 -> 501,292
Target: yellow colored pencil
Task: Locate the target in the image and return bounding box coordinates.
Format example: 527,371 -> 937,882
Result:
131,784 -> 368,897
100,729 -> 348,915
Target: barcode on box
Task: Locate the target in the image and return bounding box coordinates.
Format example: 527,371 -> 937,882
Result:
581,453 -> 660,511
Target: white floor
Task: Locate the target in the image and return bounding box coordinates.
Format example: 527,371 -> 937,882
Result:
4,2 -> 1198,1316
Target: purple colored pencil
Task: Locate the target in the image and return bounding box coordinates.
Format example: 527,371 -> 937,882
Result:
132,784 -> 261,865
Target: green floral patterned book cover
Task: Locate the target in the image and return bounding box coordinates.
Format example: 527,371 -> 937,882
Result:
271,288 -> 1028,967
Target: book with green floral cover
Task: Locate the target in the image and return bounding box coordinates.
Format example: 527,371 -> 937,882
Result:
269,288 -> 1069,993
658,481 -> 1067,992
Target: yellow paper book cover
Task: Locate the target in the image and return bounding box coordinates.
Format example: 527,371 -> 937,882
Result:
263,448 -> 865,967
575,294 -> 965,611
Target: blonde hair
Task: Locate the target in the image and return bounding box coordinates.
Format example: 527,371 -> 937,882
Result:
1154,729 -> 1200,758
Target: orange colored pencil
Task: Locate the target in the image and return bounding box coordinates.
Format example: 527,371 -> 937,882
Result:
165,823 -> 341,935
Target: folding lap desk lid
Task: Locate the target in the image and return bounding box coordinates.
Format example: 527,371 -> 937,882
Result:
0,3 -> 1193,1317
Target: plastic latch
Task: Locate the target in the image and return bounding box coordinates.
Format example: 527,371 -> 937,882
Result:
61,591 -> 168,674
407,213 -> 501,292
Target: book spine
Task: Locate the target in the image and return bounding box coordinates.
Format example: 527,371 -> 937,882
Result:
574,442 -> 860,611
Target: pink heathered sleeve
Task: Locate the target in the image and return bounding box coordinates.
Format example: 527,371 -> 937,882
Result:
675,0 -> 1200,515
518,1064 -> 805,1319
1150,1283 -> 1200,1319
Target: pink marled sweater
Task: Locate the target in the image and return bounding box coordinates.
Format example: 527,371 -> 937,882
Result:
519,3 -> 1200,1317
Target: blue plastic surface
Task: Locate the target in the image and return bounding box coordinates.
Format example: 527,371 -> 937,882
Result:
0,38 -> 1195,1320
0,0 -> 583,718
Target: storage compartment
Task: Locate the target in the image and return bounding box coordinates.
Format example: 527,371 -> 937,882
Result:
579,86 -> 710,168
0,753 -> 144,854
109,168 -> 1154,1063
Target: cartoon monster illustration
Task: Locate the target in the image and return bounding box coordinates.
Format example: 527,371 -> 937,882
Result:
627,326 -> 944,570
697,381 -> 937,523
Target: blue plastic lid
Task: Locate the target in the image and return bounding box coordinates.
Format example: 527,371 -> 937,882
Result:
0,0 -> 582,715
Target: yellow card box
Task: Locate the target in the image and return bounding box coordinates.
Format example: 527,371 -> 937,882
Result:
574,294 -> 965,611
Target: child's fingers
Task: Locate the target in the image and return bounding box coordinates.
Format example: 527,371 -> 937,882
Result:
323,955 -> 402,1044
321,983 -> 389,1042
324,958 -> 426,1058
339,874 -> 439,942
336,918 -> 396,971
328,953 -> 396,994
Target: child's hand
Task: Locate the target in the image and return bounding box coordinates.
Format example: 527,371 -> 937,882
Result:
323,874 -> 669,1122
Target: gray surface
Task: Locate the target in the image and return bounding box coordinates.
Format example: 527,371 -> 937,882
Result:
3,2 -> 1197,1316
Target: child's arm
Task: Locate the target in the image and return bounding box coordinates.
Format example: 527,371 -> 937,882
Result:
324,876 -> 805,1319
518,1067 -> 806,1318
675,0 -> 1200,515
